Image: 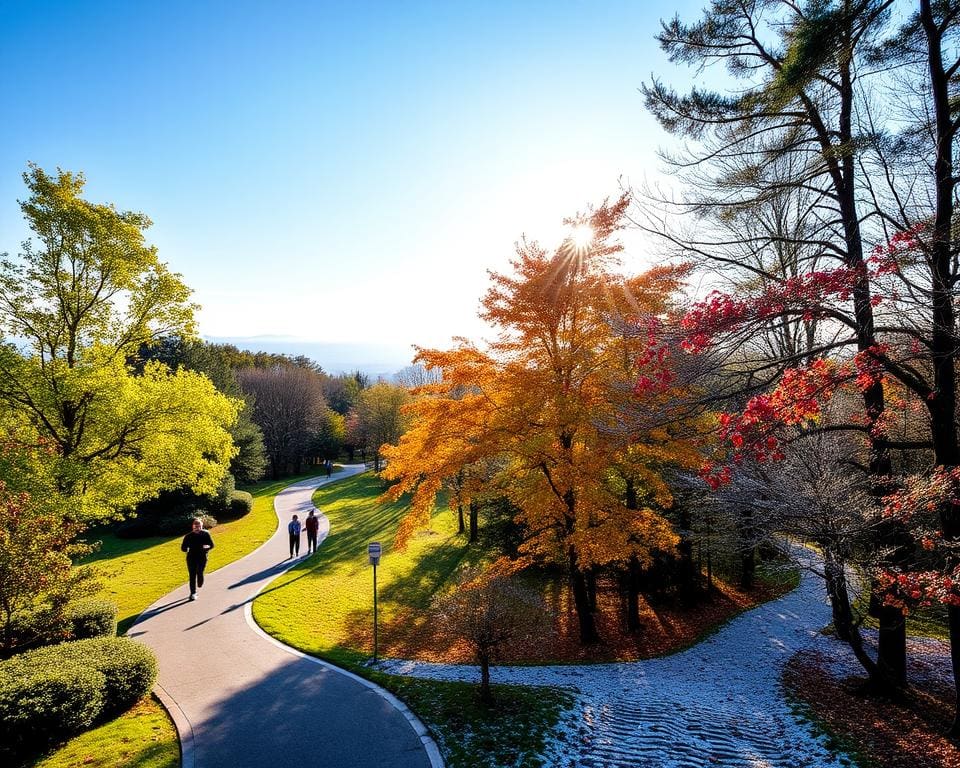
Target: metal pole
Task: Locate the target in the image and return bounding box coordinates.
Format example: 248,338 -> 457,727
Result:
373,561 -> 378,662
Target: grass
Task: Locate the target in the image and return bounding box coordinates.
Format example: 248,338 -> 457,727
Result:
24,696 -> 179,768
786,692 -> 874,768
367,674 -> 575,768
253,472 -> 488,666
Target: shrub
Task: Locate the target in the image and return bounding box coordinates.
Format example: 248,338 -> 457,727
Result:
67,599 -> 118,640
25,637 -> 157,715
224,490 -> 253,519
0,653 -> 105,756
116,510 -> 218,538
2,604 -> 70,657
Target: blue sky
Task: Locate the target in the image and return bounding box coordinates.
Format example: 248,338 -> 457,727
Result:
0,1 -> 702,370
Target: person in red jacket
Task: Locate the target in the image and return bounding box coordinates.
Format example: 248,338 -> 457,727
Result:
181,518 -> 214,601
304,509 -> 320,554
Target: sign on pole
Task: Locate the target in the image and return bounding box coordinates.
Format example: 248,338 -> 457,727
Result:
368,541 -> 382,661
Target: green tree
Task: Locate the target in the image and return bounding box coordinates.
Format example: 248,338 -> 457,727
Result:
313,408 -> 345,461
355,382 -> 410,471
0,167 -> 238,522
138,337 -> 267,484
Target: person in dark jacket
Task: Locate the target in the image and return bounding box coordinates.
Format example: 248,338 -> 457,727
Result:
181,518 -> 214,601
288,514 -> 302,558
304,509 -> 320,554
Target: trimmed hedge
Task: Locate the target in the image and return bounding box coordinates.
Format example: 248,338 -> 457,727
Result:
25,638 -> 157,715
67,599 -> 118,640
0,637 -> 157,756
0,655 -> 105,756
3,605 -> 70,656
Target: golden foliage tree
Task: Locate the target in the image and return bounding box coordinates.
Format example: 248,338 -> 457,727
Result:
382,196 -> 705,642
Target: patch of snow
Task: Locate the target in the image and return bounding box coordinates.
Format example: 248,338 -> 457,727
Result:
378,563 -> 942,766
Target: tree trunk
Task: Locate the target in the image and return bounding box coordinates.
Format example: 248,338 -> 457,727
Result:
824,548 -> 883,685
457,502 -> 465,535
920,0 -> 960,733
468,501 -> 479,544
676,505 -> 699,602
586,569 -> 598,613
479,651 -> 493,704
737,506 -> 756,590
876,604 -> 907,689
626,556 -> 642,633
569,546 -> 598,643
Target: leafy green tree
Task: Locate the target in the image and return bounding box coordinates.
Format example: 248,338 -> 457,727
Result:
0,167 -> 238,522
138,337 -> 267,484
313,408 -> 345,461
355,382 -> 410,471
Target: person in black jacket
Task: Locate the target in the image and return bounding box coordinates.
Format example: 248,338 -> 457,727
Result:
181,518 -> 214,601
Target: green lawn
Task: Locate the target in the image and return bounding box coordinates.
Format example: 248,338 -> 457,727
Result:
253,472 -> 487,664
252,472 -> 576,767
26,696 -> 179,768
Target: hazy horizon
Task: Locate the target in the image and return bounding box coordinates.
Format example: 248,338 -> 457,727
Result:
204,335 -> 416,378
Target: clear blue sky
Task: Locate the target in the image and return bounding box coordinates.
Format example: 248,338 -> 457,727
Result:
0,0 -> 702,368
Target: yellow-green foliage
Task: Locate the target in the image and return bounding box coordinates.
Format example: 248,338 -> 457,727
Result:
0,167 -> 240,524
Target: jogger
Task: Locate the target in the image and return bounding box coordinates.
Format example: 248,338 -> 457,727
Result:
181,518 -> 214,601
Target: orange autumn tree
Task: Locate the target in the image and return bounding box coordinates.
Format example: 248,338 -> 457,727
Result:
381,196 -> 703,643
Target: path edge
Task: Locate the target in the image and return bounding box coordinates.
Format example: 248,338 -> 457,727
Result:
152,681 -> 195,768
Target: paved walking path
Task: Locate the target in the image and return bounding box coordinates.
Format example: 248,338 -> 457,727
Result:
130,467 -> 439,768
381,557 -> 874,767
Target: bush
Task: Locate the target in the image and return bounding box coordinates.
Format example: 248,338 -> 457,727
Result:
67,599 -> 117,640
26,638 -> 157,716
116,510 -> 218,538
0,653 -> 105,756
224,490 -> 253,519
3,604 -> 70,656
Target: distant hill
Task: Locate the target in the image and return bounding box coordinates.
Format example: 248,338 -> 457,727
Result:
204,336 -> 415,377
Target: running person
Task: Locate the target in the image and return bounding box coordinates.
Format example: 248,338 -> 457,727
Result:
181,518 -> 214,601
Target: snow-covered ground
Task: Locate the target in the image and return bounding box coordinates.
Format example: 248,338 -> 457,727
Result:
379,565 -> 899,767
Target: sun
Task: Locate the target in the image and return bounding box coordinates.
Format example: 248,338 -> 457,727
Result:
569,223 -> 594,251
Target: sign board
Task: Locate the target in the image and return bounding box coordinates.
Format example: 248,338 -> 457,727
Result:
368,541 -> 382,566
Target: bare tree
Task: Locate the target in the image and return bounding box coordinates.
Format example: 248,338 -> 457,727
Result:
238,367 -> 325,479
432,572 -> 552,703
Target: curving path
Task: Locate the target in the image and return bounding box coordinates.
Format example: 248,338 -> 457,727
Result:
129,467 -> 440,768
381,556 -> 867,768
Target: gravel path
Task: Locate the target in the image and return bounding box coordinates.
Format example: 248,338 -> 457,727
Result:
381,562 -> 864,767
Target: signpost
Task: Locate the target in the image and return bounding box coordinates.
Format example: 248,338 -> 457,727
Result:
368,542 -> 382,661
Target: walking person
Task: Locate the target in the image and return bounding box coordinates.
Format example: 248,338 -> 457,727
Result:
325,458 -> 332,477
288,514 -> 302,558
181,517 -> 214,601
304,509 -> 320,554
